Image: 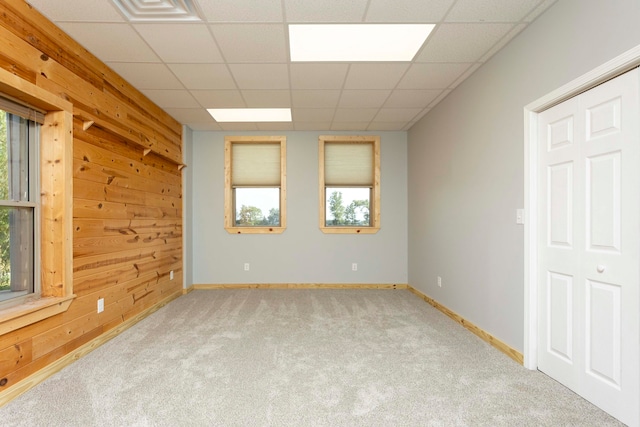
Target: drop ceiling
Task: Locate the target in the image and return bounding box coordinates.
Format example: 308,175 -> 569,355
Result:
27,0 -> 557,132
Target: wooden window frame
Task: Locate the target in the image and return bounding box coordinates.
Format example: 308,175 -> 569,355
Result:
224,136 -> 286,234
0,68 -> 74,336
319,135 -> 380,234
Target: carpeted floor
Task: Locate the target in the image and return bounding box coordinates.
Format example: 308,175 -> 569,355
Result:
0,289 -> 623,426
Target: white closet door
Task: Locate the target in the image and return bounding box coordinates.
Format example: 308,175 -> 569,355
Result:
538,68 -> 640,426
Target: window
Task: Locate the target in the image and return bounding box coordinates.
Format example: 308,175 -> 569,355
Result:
0,97 -> 40,305
224,136 -> 286,234
0,69 -> 74,336
319,135 -> 380,234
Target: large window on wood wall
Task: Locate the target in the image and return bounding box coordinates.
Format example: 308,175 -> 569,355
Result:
0,69 -> 74,336
0,96 -> 40,306
319,135 -> 380,234
224,136 -> 286,234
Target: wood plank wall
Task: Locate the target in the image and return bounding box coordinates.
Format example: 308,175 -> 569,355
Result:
0,0 -> 184,391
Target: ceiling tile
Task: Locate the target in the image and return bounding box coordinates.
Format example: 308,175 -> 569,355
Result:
415,23 -> 513,63
29,0 -> 125,21
367,122 -> 408,131
292,108 -> 336,122
383,89 -> 442,108
168,64 -> 236,90
524,0 -> 558,22
365,0 -> 455,22
134,24 -> 223,63
295,122 -> 332,131
338,90 -> 391,108
397,63 -> 472,89
290,64 -> 349,90
343,64 -> 410,90
446,0 -> 541,22
107,63 -> 183,90
331,122 -> 370,131
198,0 -> 283,22
284,0 -> 369,22
374,108 -> 422,122
191,90 -> 245,108
211,24 -> 287,63
141,90 -> 200,108
58,23 -> 159,62
164,108 -> 217,124
292,90 -> 341,108
229,64 -> 289,89
241,90 -> 291,107
333,108 -> 378,122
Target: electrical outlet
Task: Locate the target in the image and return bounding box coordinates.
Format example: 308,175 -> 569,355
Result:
516,209 -> 525,225
352,263 -> 358,271
244,263 -> 250,271
97,298 -> 104,313
170,270 -> 174,280
437,276 -> 442,287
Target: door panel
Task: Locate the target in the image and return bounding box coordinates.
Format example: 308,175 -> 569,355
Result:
586,151 -> 621,252
538,68 -> 639,427
548,162 -> 573,247
547,271 -> 573,363
586,279 -> 621,387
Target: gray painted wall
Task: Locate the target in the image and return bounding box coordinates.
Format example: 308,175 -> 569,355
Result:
189,131 -> 408,284
407,0 -> 640,352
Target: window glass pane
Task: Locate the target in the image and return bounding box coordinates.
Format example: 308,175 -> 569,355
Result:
0,111 -> 30,202
234,188 -> 280,226
325,187 -> 370,226
0,206 -> 34,301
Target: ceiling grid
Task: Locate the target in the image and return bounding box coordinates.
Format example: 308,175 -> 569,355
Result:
27,0 -> 558,131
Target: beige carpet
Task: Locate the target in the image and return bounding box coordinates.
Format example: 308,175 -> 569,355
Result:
0,289 -> 623,426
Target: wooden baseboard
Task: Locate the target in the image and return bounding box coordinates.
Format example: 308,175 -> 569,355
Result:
193,283 -> 408,290
0,290 -> 183,408
407,286 -> 524,365
183,286 -> 194,295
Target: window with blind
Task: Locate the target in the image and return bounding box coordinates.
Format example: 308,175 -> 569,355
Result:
319,135 -> 380,234
0,95 -> 40,305
224,136 -> 286,234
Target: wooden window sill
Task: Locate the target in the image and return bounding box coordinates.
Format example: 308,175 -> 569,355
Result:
225,227 -> 286,234
320,226 -> 380,234
0,295 -> 76,336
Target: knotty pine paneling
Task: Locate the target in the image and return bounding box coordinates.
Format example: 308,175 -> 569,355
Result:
0,0 -> 184,392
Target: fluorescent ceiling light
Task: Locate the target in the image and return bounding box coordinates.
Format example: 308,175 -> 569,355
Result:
289,24 -> 435,62
207,108 -> 292,122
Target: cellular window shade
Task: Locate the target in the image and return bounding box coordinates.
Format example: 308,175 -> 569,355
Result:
324,143 -> 373,186
232,143 -> 281,186
0,95 -> 45,124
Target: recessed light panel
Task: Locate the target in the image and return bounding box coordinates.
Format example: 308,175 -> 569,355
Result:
111,0 -> 202,22
289,24 -> 435,62
207,108 -> 292,122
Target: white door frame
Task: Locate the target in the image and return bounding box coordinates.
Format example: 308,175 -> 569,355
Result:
523,44 -> 640,370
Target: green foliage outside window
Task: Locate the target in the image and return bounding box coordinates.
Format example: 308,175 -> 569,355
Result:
327,190 -> 370,226
236,205 -> 280,226
0,110 -> 10,291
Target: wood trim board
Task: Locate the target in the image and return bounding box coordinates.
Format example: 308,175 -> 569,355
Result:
407,286 -> 523,365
